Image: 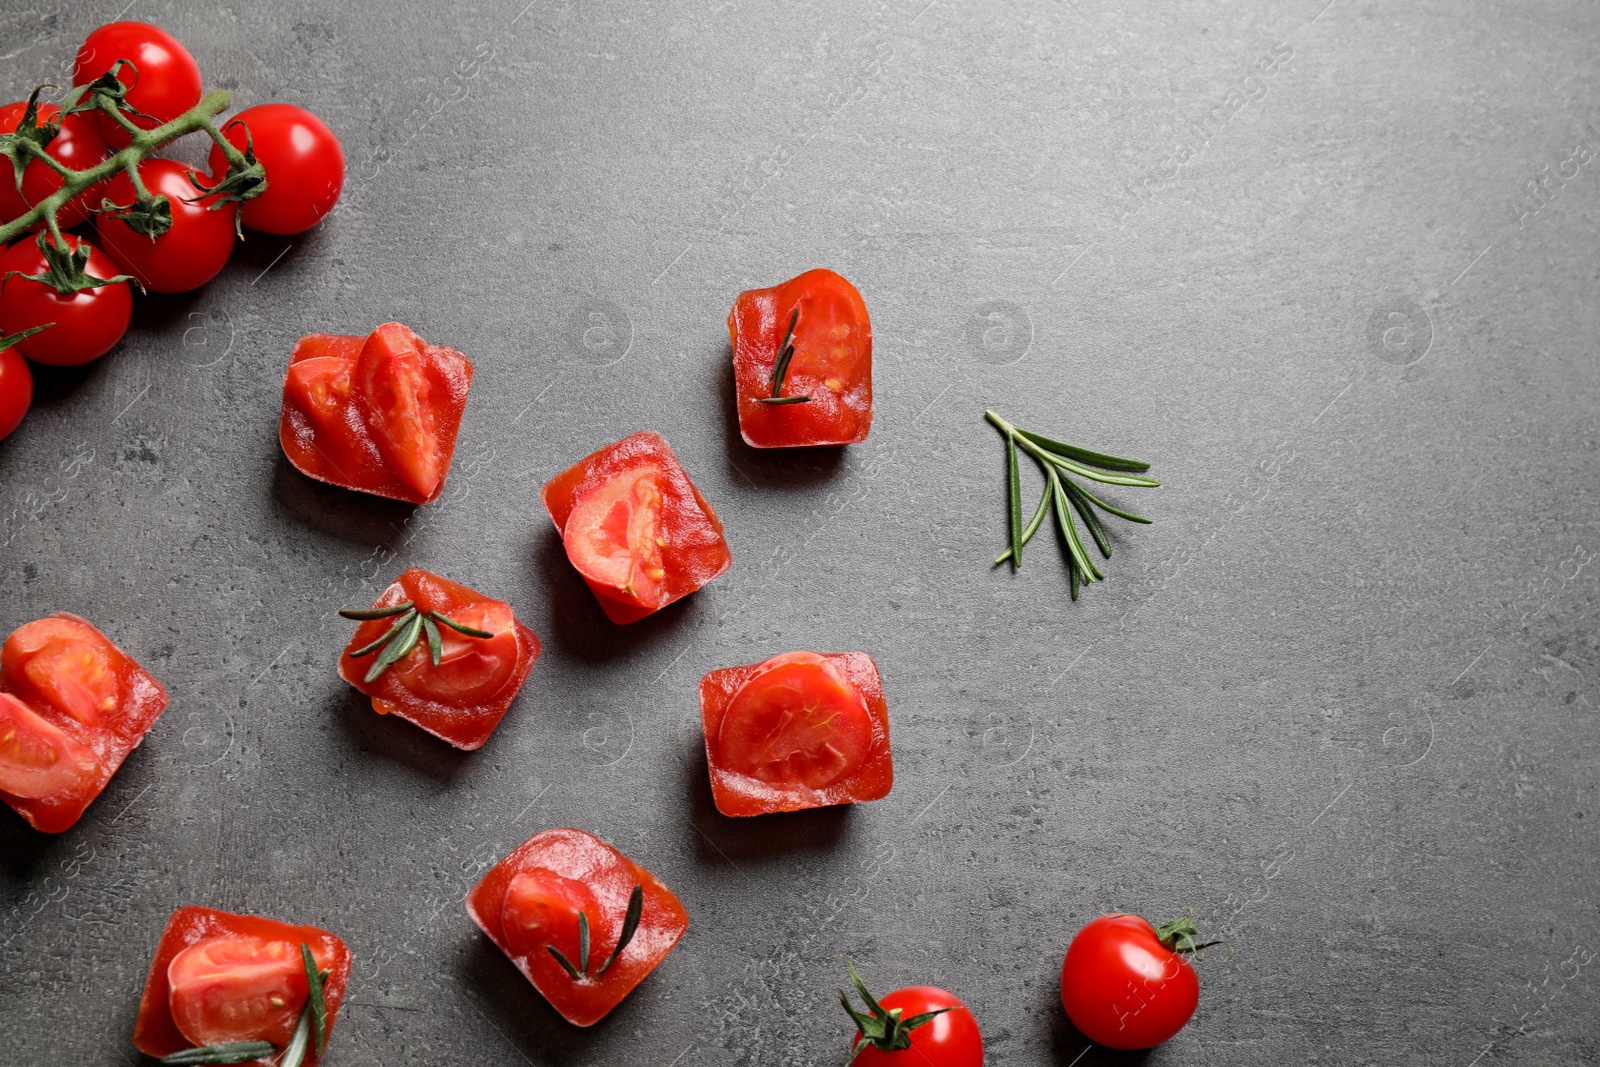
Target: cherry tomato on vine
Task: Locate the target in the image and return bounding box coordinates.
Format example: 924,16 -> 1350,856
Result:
97,159 -> 236,293
74,22 -> 203,149
0,235 -> 133,367
0,101 -> 108,229
208,103 -> 344,235
839,960 -> 984,1067
0,347 -> 31,440
1060,913 -> 1218,1050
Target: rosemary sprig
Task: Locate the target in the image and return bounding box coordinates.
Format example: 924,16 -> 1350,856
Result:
546,884 -> 645,981
158,945 -> 331,1066
986,409 -> 1158,598
838,957 -> 949,1062
340,602 -> 496,682
755,306 -> 811,405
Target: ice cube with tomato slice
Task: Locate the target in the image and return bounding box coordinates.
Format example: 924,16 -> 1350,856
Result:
466,827 -> 688,1027
338,568 -> 539,751
699,651 -> 893,817
542,431 -> 732,624
727,268 -> 873,448
0,613 -> 167,833
132,905 -> 351,1065
279,322 -> 473,504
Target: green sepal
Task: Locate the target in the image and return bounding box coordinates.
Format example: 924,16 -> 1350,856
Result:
97,190 -> 173,238
62,61 -> 156,123
2,232 -> 138,296
188,121 -> 268,209
838,957 -> 949,1061
1154,911 -> 1225,955
0,86 -> 61,195
0,324 -> 51,351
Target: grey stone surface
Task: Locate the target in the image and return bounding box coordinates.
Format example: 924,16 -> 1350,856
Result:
2,0 -> 1598,1063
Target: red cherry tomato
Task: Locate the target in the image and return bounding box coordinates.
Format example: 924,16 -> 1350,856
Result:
208,103 -> 344,235
848,984 -> 984,1067
502,867 -> 603,967
353,322 -> 456,500
0,692 -> 97,800
97,159 -> 235,293
562,465 -> 667,608
167,935 -> 312,1048
74,22 -> 203,149
1060,913 -> 1202,1050
0,347 -> 31,440
1,615 -> 123,729
0,235 -> 132,367
0,101 -> 107,228
388,600 -> 519,706
717,652 -> 874,789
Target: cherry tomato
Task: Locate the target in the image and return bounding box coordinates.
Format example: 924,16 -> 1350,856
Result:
97,159 -> 235,293
842,966 -> 984,1067
167,935 -> 315,1048
1,615 -> 123,729
1060,913 -> 1202,1050
562,465 -> 667,608
0,235 -> 132,366
353,322 -> 455,500
0,346 -> 31,440
0,692 -> 97,800
0,101 -> 107,228
74,22 -> 203,149
388,600 -> 519,706
502,867 -> 603,966
717,652 -> 874,789
208,103 -> 344,235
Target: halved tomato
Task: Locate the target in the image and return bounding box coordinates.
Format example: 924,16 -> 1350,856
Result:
717,652 -> 874,789
0,693 -> 97,799
167,934 -> 317,1049
503,867 -> 603,967
562,465 -> 666,607
388,600 -> 519,706
2,615 -> 122,729
353,323 -> 449,500
700,651 -> 894,817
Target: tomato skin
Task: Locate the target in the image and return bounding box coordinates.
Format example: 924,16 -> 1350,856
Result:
729,268 -> 873,448
0,235 -> 133,367
74,22 -> 203,149
852,987 -> 984,1067
1060,914 -> 1200,1050
0,347 -> 31,440
279,325 -> 473,504
97,159 -> 236,293
0,612 -> 167,833
132,906 -> 351,1065
338,568 -> 539,751
207,103 -> 344,235
700,651 -> 893,817
0,102 -> 108,228
466,828 -> 688,1027
542,432 -> 731,624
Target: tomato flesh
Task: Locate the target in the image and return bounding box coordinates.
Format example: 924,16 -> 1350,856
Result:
0,612 -> 167,833
1059,914 -> 1200,1050
74,22 -> 203,149
728,268 -> 873,448
0,235 -> 132,367
717,653 -> 874,789
338,568 -> 538,751
0,102 -> 107,228
207,103 -> 345,235
700,651 -> 893,817
542,432 -> 731,624
97,159 -> 236,293
0,693 -> 97,800
466,828 -> 688,1027
280,324 -> 472,504
133,906 -> 350,1065
852,986 -> 984,1067
167,935 -> 311,1048
0,347 -> 32,440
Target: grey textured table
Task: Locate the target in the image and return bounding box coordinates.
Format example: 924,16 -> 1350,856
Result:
2,1 -> 1598,1064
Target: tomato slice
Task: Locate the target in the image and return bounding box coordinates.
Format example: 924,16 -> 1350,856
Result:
0,693 -> 97,800
354,323 -> 444,500
388,600 -> 519,706
562,465 -> 667,607
716,652 -> 874,789
167,935 -> 315,1049
502,867 -> 602,967
2,616 -> 122,728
